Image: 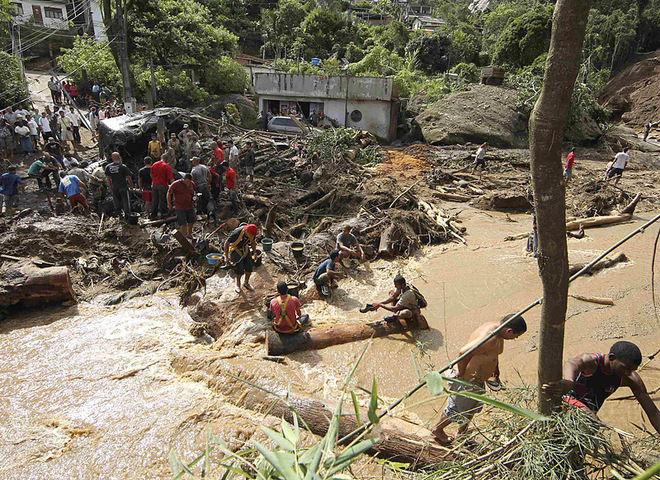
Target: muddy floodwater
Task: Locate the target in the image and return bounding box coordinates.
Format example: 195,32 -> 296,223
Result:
2,207 -> 660,478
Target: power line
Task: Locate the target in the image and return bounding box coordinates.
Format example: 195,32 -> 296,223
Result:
3,11 -> 87,52
1,36 -> 118,108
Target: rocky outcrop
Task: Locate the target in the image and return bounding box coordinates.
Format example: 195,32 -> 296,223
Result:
604,125 -> 660,153
415,85 -> 528,148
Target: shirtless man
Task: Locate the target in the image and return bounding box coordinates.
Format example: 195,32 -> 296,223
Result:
542,341 -> 660,433
431,314 -> 527,444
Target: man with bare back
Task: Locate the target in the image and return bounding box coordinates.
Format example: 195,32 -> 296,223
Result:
431,314 -> 527,444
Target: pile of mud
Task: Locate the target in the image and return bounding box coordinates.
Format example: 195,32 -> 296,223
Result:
598,50 -> 660,127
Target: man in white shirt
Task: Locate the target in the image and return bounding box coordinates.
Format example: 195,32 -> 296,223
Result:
228,139 -> 239,171
39,112 -> 52,143
606,147 -> 629,185
471,143 -> 488,177
27,116 -> 39,151
68,107 -> 81,143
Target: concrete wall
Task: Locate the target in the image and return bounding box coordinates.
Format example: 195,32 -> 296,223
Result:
260,95 -> 395,140
89,0 -> 107,41
14,0 -> 69,28
254,74 -> 395,102
255,73 -> 398,140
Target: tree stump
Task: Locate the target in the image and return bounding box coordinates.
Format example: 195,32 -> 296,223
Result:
0,261 -> 75,307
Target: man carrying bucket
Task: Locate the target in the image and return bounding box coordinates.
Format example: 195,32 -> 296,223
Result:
224,223 -> 258,293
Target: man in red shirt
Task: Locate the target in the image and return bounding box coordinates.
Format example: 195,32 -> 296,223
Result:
222,160 -> 238,211
167,173 -> 196,238
213,139 -> 224,166
150,156 -> 174,219
564,148 -> 575,183
269,281 -> 309,334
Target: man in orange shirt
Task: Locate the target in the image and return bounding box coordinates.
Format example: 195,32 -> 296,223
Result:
213,139 -> 224,166
269,281 -> 309,334
221,160 -> 237,212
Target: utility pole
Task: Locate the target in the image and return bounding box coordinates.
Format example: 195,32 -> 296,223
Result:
115,0 -> 134,113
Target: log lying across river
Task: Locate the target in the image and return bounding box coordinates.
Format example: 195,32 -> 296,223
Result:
171,349 -> 451,468
266,316 -> 430,356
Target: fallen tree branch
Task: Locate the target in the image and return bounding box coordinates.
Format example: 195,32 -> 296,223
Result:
390,180 -> 421,209
569,294 -> 614,306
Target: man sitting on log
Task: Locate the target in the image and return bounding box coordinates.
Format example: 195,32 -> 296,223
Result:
269,281 -> 309,334
542,341 -> 660,433
336,225 -> 365,263
312,250 -> 343,297
367,275 -> 425,325
431,313 -> 527,445
224,223 -> 258,293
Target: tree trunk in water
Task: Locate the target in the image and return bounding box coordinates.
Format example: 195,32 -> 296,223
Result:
529,0 -> 592,415
266,316 -> 429,356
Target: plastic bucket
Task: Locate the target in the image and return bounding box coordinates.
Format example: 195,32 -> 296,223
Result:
261,238 -> 274,252
127,212 -> 140,225
291,241 -> 304,257
206,253 -> 223,266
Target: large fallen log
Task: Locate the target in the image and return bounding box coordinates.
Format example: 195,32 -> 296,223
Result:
171,350 -> 451,467
266,316 -> 429,356
0,261 -> 75,307
568,252 -> 628,276
565,193 -> 641,231
304,189 -> 336,212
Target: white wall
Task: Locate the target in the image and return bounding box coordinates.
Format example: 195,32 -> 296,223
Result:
89,0 -> 107,41
13,0 -> 69,29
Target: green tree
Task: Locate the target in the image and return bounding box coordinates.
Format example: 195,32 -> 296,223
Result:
405,33 -> 451,73
127,0 -> 239,67
202,56 -> 249,94
0,51 -> 29,108
346,45 -> 404,76
450,23 -> 482,65
493,5 -> 554,68
261,0 -> 308,58
374,20 -> 409,56
59,37 -> 122,95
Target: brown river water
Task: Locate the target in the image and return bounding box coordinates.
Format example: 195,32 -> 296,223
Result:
2,207 -> 660,478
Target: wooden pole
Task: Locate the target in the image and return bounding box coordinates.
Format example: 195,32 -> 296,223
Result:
266,316 -> 429,356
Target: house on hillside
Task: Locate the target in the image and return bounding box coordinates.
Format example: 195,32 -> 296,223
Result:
253,73 -> 399,140
410,15 -> 446,33
468,0 -> 492,13
235,53 -> 272,83
11,0 -> 106,41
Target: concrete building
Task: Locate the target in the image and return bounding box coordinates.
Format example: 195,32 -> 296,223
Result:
254,73 -> 399,141
11,0 -> 106,40
410,15 -> 446,33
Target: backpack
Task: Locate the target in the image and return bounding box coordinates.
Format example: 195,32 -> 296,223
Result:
410,285 -> 427,309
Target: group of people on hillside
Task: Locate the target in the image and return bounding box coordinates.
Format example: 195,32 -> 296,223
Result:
47,77 -> 81,106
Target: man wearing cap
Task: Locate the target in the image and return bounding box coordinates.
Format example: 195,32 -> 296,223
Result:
224,223 -> 258,293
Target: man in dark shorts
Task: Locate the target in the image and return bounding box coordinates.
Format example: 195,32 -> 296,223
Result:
542,341 -> 660,433
167,173 -> 196,238
138,157 -> 153,217
336,225 -> 365,262
105,152 -> 133,219
224,223 -> 258,293
312,250 -> 343,297
471,143 -> 487,177
605,147 -> 629,185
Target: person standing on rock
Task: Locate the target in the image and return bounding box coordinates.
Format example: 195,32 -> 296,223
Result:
605,147 -> 629,185
471,143 -> 488,177
564,148 -> 576,183
431,314 -> 527,445
167,173 -> 196,239
542,341 -> 660,434
105,152 -> 134,219
643,121 -> 659,142
224,223 -> 258,293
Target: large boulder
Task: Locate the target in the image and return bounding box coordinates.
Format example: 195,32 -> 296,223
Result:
415,84 -> 527,148
604,125 -> 660,153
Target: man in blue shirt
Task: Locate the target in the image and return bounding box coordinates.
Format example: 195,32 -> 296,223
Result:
58,171 -> 89,214
312,250 -> 343,296
0,165 -> 23,215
